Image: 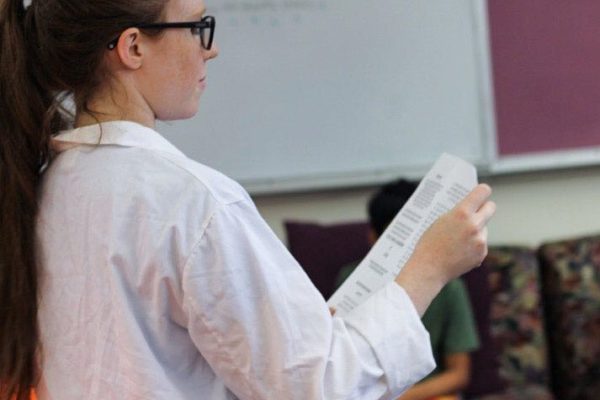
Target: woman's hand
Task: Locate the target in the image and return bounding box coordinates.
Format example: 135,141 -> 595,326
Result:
395,184 -> 496,315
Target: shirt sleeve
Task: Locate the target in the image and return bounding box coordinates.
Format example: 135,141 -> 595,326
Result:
443,279 -> 480,354
180,198 -> 435,400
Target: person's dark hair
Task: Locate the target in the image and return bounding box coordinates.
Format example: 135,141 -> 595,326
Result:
0,1 -> 166,398
368,178 -> 418,237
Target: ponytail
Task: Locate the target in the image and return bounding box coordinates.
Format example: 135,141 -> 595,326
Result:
0,0 -> 167,396
0,1 -> 65,398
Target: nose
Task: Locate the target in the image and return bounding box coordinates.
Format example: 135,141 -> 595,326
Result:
203,43 -> 219,61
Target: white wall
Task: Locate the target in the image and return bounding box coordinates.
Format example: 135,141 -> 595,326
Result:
253,165 -> 600,248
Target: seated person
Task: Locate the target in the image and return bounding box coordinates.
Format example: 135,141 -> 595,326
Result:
335,179 -> 480,400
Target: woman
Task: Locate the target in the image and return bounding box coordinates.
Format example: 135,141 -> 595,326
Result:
0,0 -> 495,399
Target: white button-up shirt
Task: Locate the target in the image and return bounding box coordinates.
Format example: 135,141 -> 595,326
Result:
36,121 -> 434,399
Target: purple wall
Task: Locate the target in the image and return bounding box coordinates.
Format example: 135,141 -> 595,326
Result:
489,0 -> 600,156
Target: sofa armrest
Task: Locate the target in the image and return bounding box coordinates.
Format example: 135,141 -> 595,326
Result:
539,235 -> 600,400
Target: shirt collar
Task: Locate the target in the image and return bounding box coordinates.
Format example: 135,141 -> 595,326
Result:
51,120 -> 185,158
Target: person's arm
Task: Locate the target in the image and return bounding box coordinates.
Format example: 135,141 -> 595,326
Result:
396,353 -> 471,400
180,184 -> 493,399
181,199 -> 436,400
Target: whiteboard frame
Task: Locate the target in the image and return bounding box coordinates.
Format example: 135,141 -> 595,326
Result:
491,146 -> 600,174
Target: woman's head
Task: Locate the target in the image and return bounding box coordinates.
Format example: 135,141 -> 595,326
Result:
102,0 -> 218,122
22,0 -> 218,124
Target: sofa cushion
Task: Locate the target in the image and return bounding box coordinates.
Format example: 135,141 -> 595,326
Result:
285,220 -> 370,299
471,246 -> 553,400
538,235 -> 600,400
474,384 -> 553,400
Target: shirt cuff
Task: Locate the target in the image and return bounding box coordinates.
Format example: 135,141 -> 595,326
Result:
342,281 -> 436,396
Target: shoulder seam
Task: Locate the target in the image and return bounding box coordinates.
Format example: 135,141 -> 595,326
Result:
141,147 -> 246,207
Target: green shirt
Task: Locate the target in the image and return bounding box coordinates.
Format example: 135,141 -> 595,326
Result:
335,263 -> 480,378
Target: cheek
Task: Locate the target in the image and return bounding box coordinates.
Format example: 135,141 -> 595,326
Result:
169,50 -> 204,94
152,62 -> 204,120
154,87 -> 201,120
142,40 -> 206,120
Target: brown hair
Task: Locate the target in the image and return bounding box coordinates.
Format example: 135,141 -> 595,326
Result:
0,0 -> 167,398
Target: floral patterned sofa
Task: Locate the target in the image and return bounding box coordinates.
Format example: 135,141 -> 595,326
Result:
538,237 -> 600,400
285,222 -> 600,400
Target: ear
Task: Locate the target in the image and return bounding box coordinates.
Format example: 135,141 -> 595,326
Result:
113,27 -> 144,70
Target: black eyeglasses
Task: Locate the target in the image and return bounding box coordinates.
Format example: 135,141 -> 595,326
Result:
107,15 -> 215,51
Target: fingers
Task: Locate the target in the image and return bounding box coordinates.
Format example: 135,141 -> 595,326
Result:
475,200 -> 496,229
480,226 -> 489,261
460,184 -> 492,213
482,226 -> 488,243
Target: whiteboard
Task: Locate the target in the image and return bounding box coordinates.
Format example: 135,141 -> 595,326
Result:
159,0 -> 495,194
